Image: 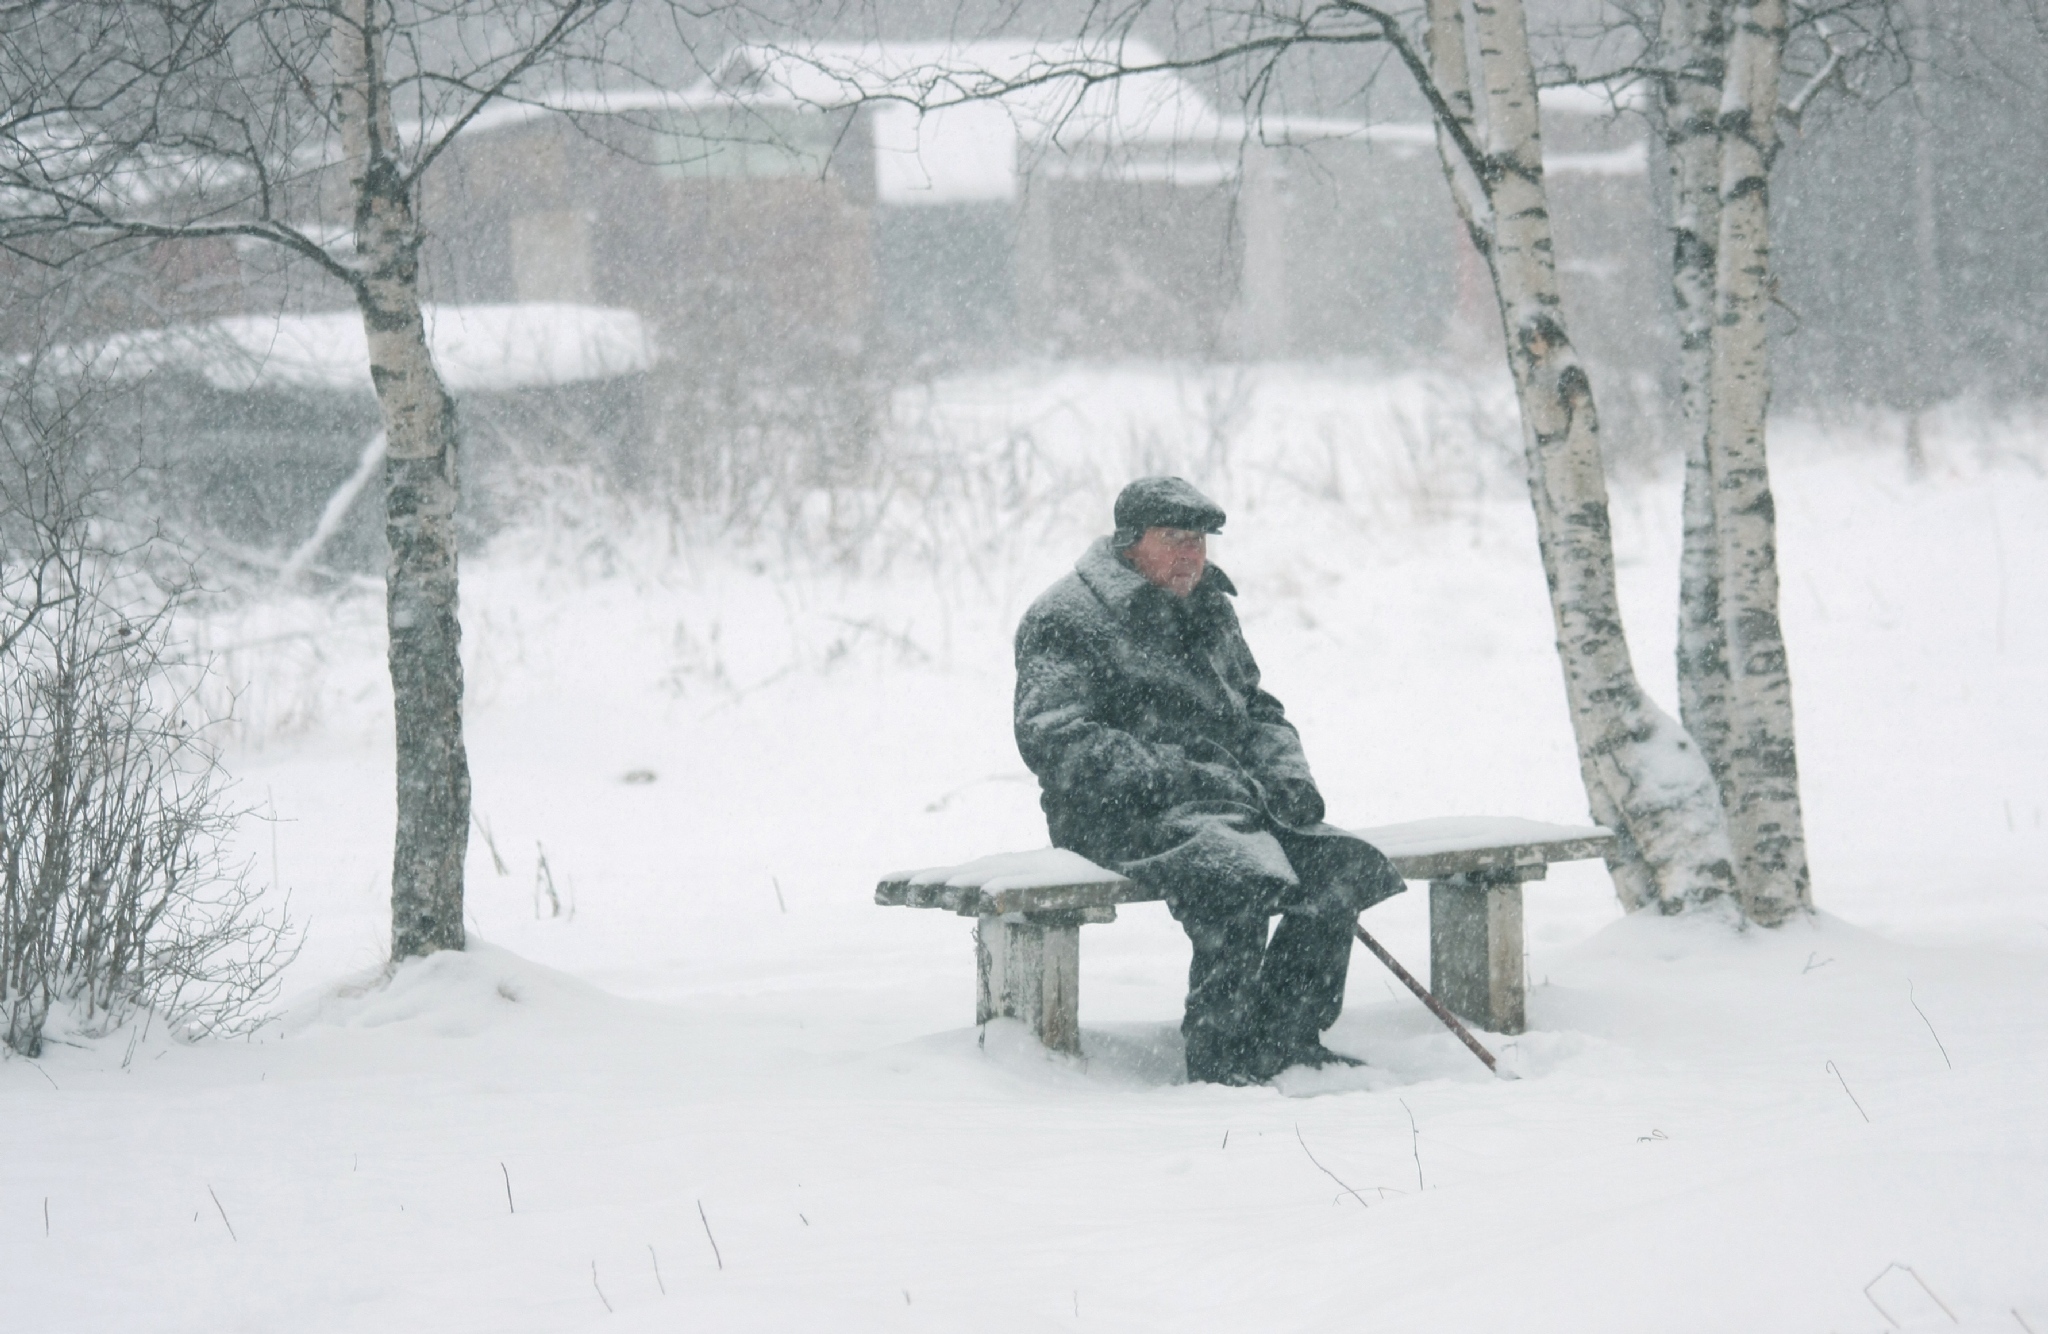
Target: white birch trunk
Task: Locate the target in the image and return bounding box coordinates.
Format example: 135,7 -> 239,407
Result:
334,0 -> 470,957
1706,0 -> 1811,921
1424,0 -> 1738,911
1658,0 -> 1737,809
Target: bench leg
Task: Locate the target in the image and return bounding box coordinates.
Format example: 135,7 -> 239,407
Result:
975,915 -> 1081,1055
1428,872 -> 1527,1035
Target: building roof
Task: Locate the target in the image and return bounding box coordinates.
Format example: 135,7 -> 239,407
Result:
51,303 -> 654,395
711,38 -> 1245,205
437,42 -> 1646,207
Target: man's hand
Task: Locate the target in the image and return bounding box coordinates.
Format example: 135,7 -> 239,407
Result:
1263,776 -> 1327,827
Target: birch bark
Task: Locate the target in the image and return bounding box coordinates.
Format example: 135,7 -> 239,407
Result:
1424,0 -> 1738,911
1656,0 -> 1737,810
1707,0 -> 1811,920
334,0 -> 470,957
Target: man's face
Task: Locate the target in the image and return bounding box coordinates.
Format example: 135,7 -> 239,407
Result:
1126,526 -> 1208,598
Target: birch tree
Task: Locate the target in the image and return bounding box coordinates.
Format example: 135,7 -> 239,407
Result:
1634,0 -> 1905,919
1412,0 -> 1738,910
1394,0 -> 1847,917
330,0 -> 476,955
1696,0 -> 1809,919
1653,0 -> 1736,819
1644,0 -> 2030,917
0,0 -> 658,958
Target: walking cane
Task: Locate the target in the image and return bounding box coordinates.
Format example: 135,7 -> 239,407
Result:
1354,922 -> 1519,1081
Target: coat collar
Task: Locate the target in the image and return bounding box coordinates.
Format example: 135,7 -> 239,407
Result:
1074,535 -> 1236,617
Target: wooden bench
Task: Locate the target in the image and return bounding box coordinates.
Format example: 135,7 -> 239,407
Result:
876,817 -> 1614,1055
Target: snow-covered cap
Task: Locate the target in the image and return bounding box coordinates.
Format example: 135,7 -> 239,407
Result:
1110,476 -> 1226,549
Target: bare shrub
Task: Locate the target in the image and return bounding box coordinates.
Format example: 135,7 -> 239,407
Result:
0,372 -> 295,1058
643,354 -> 882,538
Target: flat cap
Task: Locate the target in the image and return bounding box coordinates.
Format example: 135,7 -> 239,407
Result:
1112,476 -> 1226,540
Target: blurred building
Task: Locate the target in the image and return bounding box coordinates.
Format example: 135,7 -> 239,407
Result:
10,40 -> 1660,383
408,42 -> 1660,381
27,26 -> 2039,426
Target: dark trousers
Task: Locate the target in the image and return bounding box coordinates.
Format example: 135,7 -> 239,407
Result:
1174,831 -> 1362,1080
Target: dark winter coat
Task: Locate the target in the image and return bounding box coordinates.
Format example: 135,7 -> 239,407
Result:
1014,538 -> 1404,921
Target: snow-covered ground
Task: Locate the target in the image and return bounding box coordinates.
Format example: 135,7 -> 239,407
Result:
5,367 -> 2044,1332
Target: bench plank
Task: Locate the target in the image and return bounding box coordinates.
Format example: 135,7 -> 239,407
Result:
877,818 -> 1614,916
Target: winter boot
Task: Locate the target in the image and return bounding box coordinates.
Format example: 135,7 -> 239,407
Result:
1248,1030 -> 1366,1078
1183,1028 -> 1264,1085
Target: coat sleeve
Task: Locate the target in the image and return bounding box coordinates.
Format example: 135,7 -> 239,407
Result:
1225,618 -> 1328,827
1014,605 -> 1182,819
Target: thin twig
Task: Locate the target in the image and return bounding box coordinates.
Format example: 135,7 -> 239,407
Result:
500,1162 -> 515,1214
697,1198 -> 723,1270
1294,1124 -> 1370,1209
534,842 -> 562,918
2014,1309 -> 2037,1333
591,1261 -> 612,1314
1400,1099 -> 1425,1190
1781,21 -> 1849,126
264,791 -> 282,903
1863,1262 -> 1958,1327
1907,981 -> 1952,1069
207,1185 -> 237,1241
772,876 -> 787,913
1827,1060 -> 1871,1123
473,813 -> 510,876
43,1198 -> 50,1236
649,1244 -> 665,1295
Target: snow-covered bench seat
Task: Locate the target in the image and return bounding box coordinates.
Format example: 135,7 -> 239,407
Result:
876,817 -> 1614,1054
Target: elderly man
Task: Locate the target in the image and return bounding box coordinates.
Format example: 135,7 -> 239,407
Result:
1014,476 -> 1405,1084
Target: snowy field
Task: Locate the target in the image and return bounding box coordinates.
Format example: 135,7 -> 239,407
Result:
5,365 -> 2045,1333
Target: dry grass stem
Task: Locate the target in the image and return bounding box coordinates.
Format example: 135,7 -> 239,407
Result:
1827,1060 -> 1872,1123
1293,1123 -> 1370,1209
206,1185 -> 236,1241
697,1198 -> 723,1270
1907,981 -> 1953,1068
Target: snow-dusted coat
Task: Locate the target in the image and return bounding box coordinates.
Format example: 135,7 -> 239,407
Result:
1014,538 -> 1402,920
